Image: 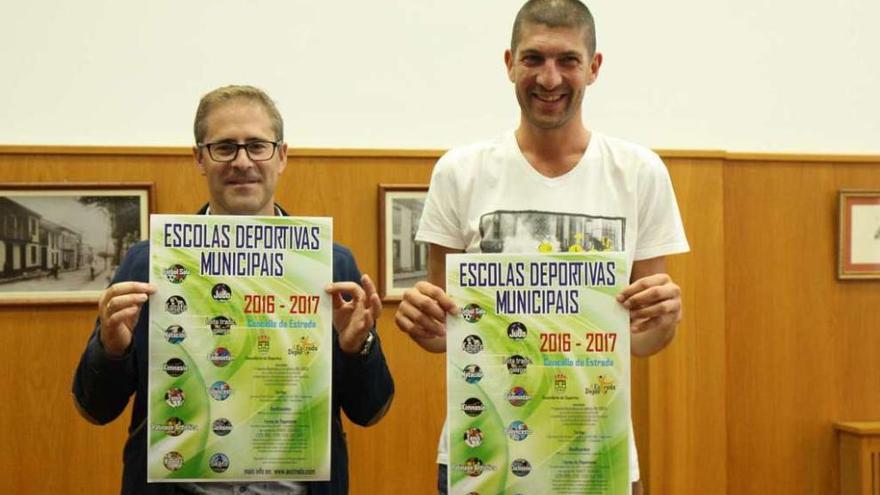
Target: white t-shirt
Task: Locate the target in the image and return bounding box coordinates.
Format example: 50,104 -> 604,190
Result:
416,130 -> 690,482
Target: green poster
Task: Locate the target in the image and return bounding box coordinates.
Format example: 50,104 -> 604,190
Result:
147,214 -> 332,482
447,252 -> 630,495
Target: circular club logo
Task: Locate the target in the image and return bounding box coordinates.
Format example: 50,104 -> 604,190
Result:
163,358 -> 187,377
461,304 -> 485,323
163,452 -> 184,471
506,421 -> 531,441
511,458 -> 532,477
164,417 -> 185,437
461,398 -> 485,417
464,457 -> 484,477
209,381 -> 231,401
164,387 -> 185,408
507,321 -> 527,340
165,295 -> 187,315
462,364 -> 483,384
209,347 -> 233,367
506,355 -> 530,375
211,283 -> 232,302
212,418 -> 233,436
209,453 -> 230,473
208,316 -> 235,336
507,386 -> 531,407
462,335 -> 483,354
163,264 -> 190,284
463,427 -> 484,447
164,325 -> 186,344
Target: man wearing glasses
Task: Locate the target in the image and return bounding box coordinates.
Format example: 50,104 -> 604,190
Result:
73,85 -> 394,495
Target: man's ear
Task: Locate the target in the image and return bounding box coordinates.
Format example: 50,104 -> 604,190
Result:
193,145 -> 207,176
505,49 -> 515,83
277,142 -> 288,175
587,52 -> 603,85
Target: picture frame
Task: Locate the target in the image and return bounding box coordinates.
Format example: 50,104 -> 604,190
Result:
0,182 -> 154,304
378,184 -> 429,301
838,189 -> 880,279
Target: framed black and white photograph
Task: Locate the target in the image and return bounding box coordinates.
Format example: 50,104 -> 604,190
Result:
838,190 -> 880,279
0,183 -> 153,304
378,184 -> 429,301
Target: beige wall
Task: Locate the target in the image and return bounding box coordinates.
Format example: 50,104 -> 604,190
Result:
0,147 -> 878,494
3,2 -> 880,155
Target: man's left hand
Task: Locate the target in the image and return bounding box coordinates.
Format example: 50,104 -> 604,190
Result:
326,274 -> 382,355
617,273 -> 681,353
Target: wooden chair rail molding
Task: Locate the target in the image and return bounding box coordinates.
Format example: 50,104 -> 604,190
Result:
0,145 -> 446,159
835,422 -> 880,495
2,144 -> 880,163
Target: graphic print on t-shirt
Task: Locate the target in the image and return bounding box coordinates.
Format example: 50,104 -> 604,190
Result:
478,210 -> 625,253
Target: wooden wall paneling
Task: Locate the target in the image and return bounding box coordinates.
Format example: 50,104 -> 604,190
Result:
279,154 -> 446,494
830,163 -> 880,495
0,306 -> 131,493
347,310 -> 448,494
724,160 -> 835,495
642,157 -> 727,494
2,147 -> 880,495
631,348 -> 651,491
724,159 -> 880,495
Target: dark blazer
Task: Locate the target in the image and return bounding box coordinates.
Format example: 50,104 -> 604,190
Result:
73,208 -> 393,495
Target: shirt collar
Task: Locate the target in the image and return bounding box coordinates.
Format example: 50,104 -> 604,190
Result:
204,205 -> 283,216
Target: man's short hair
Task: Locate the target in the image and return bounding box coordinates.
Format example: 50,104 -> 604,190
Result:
193,85 -> 284,144
511,0 -> 596,57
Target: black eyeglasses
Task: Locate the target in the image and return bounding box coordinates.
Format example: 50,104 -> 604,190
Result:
198,140 -> 280,162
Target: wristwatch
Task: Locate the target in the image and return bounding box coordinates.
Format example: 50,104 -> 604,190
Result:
359,331 -> 375,356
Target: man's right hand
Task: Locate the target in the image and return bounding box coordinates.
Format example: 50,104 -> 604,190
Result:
394,281 -> 457,353
98,282 -> 157,357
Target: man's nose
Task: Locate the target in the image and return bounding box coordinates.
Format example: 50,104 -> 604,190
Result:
229,146 -> 254,169
536,61 -> 562,89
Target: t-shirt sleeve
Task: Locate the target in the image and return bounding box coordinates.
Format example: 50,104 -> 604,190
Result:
634,152 -> 690,260
416,152 -> 467,250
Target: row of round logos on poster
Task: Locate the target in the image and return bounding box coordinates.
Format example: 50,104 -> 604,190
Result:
157,267 -> 234,474
163,282 -> 233,315
161,347 -> 234,372
154,369 -> 235,474
162,451 -> 230,474
461,318 -> 528,349
459,320 -> 531,382
155,367 -> 234,474
163,314 -> 237,343
456,308 -> 533,484
159,377 -> 232,404
153,413 -> 233,437
461,419 -> 532,446
458,318 -> 534,412
454,456 -> 534,480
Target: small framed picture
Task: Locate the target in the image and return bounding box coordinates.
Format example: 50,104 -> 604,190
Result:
378,184 -> 429,301
0,182 -> 154,304
838,190 -> 880,279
